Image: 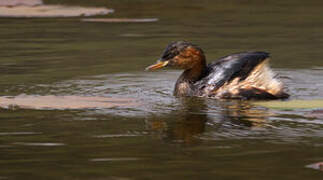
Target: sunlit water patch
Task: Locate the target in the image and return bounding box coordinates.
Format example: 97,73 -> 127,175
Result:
2,69 -> 322,143
21,70 -> 181,115
283,69 -> 323,99
3,69 -> 323,114
0,68 -> 322,150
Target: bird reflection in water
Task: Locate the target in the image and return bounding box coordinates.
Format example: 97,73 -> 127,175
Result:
147,98 -> 273,144
216,101 -> 274,129
148,97 -> 208,144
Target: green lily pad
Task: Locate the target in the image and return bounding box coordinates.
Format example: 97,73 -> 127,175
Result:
253,99 -> 323,110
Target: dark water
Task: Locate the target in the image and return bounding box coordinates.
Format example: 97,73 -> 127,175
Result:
1,0 -> 323,179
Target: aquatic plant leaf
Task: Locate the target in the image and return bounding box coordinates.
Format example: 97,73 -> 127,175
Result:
0,5 -> 113,18
0,0 -> 43,7
82,18 -> 159,23
306,162 -> 323,171
253,99 -> 323,109
0,95 -> 138,110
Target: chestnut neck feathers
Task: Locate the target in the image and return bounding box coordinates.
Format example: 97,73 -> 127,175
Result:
171,44 -> 207,96
179,49 -> 207,82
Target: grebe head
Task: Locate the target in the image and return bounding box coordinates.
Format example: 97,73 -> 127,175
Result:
145,41 -> 206,71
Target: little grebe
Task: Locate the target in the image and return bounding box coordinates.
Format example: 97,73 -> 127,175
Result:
146,41 -> 289,99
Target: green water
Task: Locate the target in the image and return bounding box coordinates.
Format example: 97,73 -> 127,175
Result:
1,0 -> 323,179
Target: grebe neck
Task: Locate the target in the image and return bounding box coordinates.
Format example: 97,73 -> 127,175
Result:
174,56 -> 207,96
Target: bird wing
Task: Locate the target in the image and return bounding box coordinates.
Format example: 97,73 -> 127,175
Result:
195,52 -> 270,94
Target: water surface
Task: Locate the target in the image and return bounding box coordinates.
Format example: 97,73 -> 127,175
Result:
0,0 -> 323,179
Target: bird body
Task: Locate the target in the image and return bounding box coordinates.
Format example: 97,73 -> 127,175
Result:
146,41 -> 289,100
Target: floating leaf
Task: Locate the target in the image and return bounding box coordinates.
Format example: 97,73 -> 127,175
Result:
0,95 -> 138,110
82,18 -> 159,23
253,99 -> 323,110
0,0 -> 43,7
306,162 -> 323,171
0,5 -> 113,18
